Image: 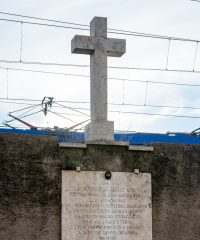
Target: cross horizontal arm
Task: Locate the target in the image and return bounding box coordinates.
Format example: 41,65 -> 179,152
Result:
71,35 -> 95,55
106,38 -> 126,57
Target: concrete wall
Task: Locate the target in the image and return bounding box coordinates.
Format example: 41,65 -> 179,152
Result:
0,133 -> 199,240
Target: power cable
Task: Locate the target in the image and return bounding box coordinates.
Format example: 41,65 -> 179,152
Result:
108,30 -> 199,43
0,60 -> 89,67
5,109 -> 43,123
1,66 -> 200,86
1,97 -> 200,111
9,104 -> 40,114
1,103 -> 200,131
0,12 -> 200,43
0,11 -> 89,27
1,60 -> 200,74
51,111 -> 87,117
0,18 -> 89,31
109,65 -> 200,73
28,103 -> 200,119
48,110 -> 77,123
109,102 -> 200,111
0,65 -> 90,75
53,102 -> 90,116
65,106 -> 200,119
56,100 -> 200,111
0,11 -> 199,115
16,104 -> 41,118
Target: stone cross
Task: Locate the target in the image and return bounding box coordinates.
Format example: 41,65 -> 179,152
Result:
71,17 -> 126,142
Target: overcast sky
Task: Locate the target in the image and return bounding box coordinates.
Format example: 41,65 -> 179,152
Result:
0,0 -> 200,133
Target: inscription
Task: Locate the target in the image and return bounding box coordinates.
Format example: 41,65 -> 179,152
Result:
62,171 -> 152,240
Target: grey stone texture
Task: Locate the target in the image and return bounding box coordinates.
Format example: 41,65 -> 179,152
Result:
0,134 -> 61,240
71,17 -> 126,142
0,133 -> 200,240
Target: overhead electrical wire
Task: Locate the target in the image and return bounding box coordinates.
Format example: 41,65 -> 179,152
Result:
5,109 -> 43,123
0,59 -> 90,67
113,111 -> 200,120
3,102 -> 200,121
50,112 -> 87,117
1,99 -> 200,129
0,13 -> 200,74
48,110 -> 77,123
0,60 -> 200,74
0,11 -> 89,27
16,104 -> 41,118
2,102 -> 85,127
0,18 -> 89,31
9,103 -> 41,114
54,103 -> 200,111
0,11 -> 200,125
1,66 -> 200,87
53,102 -> 90,116
54,101 -> 200,111
0,11 -> 200,42
56,106 -> 200,119
108,66 -> 200,73
1,97 -> 200,111
109,102 -> 200,111
0,12 -> 199,76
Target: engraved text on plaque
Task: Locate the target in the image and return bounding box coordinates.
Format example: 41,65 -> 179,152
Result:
62,171 -> 152,240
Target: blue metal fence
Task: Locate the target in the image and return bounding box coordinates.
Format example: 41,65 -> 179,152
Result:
0,128 -> 200,145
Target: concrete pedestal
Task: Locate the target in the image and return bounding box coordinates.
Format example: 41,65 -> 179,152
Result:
85,120 -> 114,142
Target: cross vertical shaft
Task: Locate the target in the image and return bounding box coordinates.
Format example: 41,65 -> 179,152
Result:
90,17 -> 107,121
90,48 -> 107,121
71,17 -> 126,142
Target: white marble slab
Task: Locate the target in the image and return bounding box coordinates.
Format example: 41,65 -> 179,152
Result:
62,171 -> 152,240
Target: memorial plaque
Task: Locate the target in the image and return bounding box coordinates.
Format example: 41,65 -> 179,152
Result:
62,171 -> 152,240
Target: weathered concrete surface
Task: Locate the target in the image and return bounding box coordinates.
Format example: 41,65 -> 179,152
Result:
85,120 -> 114,142
0,134 -> 61,240
0,133 -> 200,240
71,17 -> 126,142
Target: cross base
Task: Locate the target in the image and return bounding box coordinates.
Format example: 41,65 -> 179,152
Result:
85,120 -> 114,143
